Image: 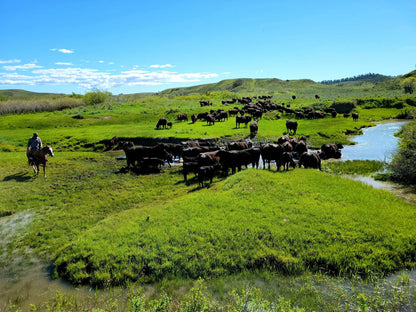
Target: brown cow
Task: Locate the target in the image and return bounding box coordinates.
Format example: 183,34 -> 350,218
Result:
352,113 -> 359,121
298,152 -> 321,170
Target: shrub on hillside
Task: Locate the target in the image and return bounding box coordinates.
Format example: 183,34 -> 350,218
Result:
330,101 -> 356,113
390,121 -> 416,184
83,90 -> 111,106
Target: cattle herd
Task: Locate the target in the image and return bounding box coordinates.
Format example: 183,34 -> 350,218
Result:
109,95 -> 357,186
155,95 -> 359,137
117,134 -> 343,187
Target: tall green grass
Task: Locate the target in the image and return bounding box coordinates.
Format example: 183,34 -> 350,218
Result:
50,168 -> 416,287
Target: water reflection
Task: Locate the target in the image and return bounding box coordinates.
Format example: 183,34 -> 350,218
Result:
341,121 -> 408,162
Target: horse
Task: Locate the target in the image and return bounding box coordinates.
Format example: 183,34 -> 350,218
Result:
28,146 -> 54,177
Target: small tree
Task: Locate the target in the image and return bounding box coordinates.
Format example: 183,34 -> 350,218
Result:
390,122 -> 416,184
83,90 -> 112,106
402,78 -> 416,94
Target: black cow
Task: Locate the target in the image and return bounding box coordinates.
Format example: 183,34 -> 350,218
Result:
282,152 -> 296,171
286,120 -> 298,135
298,152 -> 321,170
205,114 -> 216,125
123,143 -> 172,168
191,114 -> 198,123
320,143 -> 343,160
156,118 -> 168,129
183,161 -> 199,183
352,113 -> 359,121
249,120 -> 258,136
260,143 -> 284,170
216,148 -> 260,174
198,164 -> 222,187
236,115 -> 252,128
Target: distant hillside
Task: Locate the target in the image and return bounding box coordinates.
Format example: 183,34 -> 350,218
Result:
158,78 -> 328,97
320,73 -> 393,86
0,89 -> 65,100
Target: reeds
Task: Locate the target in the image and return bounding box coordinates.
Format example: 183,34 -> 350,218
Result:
0,98 -> 83,115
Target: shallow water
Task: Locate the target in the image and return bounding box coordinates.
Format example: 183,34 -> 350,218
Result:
341,120 -> 408,161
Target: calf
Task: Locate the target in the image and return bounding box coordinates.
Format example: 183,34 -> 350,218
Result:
281,152 -> 296,171
198,164 -> 221,187
183,161 -> 199,183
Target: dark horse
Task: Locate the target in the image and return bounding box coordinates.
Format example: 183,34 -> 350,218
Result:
28,146 -> 54,177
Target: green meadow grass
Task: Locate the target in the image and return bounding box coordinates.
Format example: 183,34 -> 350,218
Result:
1,91 -> 416,311
2,94 -> 408,152
49,168 -> 416,287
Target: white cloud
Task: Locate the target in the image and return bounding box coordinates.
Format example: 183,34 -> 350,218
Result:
55,62 -> 73,66
0,64 -> 219,90
222,72 -> 231,75
150,64 -> 174,68
99,60 -> 104,63
58,49 -> 74,54
51,48 -> 74,54
0,59 -> 21,64
3,63 -> 42,71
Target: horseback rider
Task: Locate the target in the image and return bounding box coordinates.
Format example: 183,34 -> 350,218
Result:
27,132 -> 43,164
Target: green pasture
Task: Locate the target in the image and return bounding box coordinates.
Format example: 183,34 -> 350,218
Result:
1,90 -> 416,311
0,92 -> 410,152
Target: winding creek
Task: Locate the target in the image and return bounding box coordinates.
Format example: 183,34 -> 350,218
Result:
1,120 -> 415,310
341,120 -> 408,162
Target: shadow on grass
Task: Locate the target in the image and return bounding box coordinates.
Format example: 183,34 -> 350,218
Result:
3,171 -> 33,182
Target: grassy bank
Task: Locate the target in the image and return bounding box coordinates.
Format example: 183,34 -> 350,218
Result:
1,90 -> 416,311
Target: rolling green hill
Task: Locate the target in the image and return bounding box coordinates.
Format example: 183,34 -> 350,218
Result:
158,78 -> 329,97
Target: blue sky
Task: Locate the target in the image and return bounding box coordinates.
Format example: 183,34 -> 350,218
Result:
1,0 -> 415,95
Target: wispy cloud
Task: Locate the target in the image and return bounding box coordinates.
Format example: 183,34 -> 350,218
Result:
50,48 -> 74,54
55,62 -> 73,66
150,64 -> 174,68
3,63 -> 42,71
0,64 -> 218,90
0,59 -> 21,64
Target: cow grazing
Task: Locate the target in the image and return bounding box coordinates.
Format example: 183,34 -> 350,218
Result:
286,120 -> 298,135
315,94 -> 320,99
200,100 -> 212,107
191,114 -> 198,123
167,122 -> 173,128
177,113 -> 188,121
292,95 -> 296,100
205,114 -> 216,125
198,164 -> 222,187
156,118 -> 168,129
298,152 -> 321,170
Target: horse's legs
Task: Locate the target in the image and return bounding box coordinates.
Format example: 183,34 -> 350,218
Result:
43,164 -> 46,178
